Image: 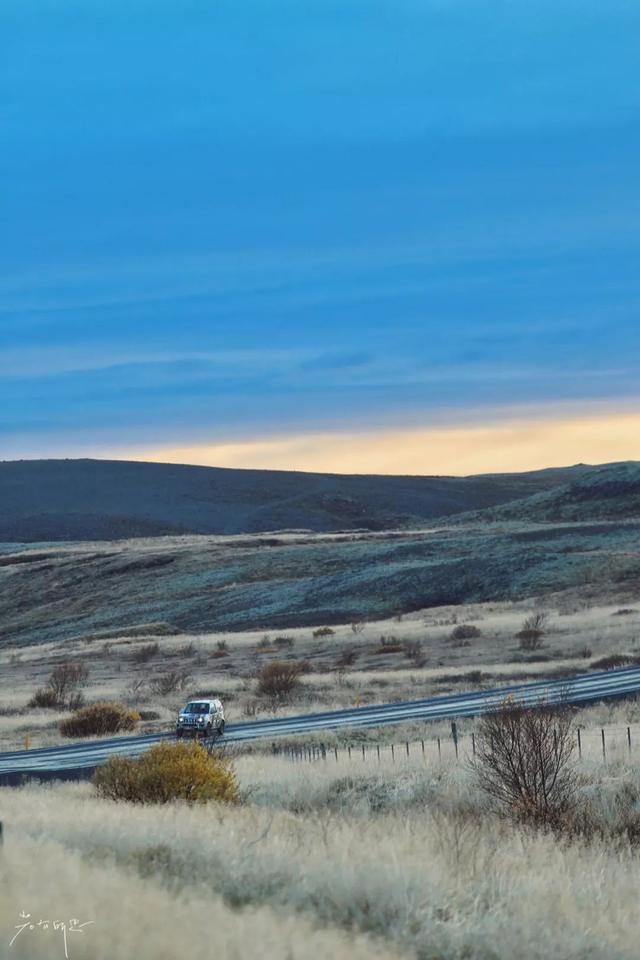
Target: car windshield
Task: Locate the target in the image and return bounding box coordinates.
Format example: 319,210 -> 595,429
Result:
183,702 -> 209,715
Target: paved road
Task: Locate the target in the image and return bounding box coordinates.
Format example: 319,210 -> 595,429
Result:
1,665 -> 639,783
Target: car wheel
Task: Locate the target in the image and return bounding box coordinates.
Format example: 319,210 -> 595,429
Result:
204,723 -> 212,738
176,729 -> 184,738
219,720 -> 225,735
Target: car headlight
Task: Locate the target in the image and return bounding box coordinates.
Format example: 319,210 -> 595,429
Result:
178,717 -> 184,724
197,717 -> 205,724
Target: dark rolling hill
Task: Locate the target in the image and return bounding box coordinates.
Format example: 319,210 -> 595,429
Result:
0,458 -> 597,542
454,462 -> 640,525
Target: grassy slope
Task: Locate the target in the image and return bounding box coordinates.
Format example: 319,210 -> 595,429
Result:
2,518 -> 640,645
451,461 -> 640,524
0,457 -> 595,541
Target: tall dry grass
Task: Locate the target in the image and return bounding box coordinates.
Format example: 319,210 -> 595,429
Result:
2,754 -> 640,958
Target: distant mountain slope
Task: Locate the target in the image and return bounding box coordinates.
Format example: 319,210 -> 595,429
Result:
0,458 -> 595,542
3,518 -> 640,645
455,462 -> 640,524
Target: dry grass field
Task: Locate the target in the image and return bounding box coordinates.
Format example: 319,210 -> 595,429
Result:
1,587 -> 640,750
2,749 -> 640,959
2,523 -> 640,959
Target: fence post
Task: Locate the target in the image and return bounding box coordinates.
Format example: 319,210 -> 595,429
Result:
321,743 -> 327,761
334,746 -> 338,762
553,728 -> 558,763
451,721 -> 459,761
437,737 -> 441,761
577,728 -> 582,759
362,744 -> 366,761
601,728 -> 606,760
391,744 -> 395,762
471,733 -> 476,757
405,741 -> 410,758
377,744 -> 380,763
421,739 -> 425,758
348,746 -> 352,762
0,821 -> 3,846
628,727 -> 632,754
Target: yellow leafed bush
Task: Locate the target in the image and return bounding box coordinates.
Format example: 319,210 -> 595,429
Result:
60,701 -> 141,738
93,741 -> 240,805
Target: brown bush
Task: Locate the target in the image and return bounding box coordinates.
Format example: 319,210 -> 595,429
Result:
60,702 -> 141,738
313,626 -> 335,638
93,741 -> 239,804
256,661 -> 301,700
28,688 -> 60,709
471,701 -> 576,825
378,635 -> 403,653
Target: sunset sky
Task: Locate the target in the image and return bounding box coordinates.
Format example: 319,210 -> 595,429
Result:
2,1 -> 639,475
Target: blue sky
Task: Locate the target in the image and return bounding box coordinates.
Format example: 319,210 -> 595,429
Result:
2,0 -> 640,472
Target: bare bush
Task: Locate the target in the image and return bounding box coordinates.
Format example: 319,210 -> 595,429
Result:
256,635 -> 272,650
516,611 -> 549,651
351,620 -> 366,635
471,701 -> 576,825
30,661 -> 90,709
150,670 -> 191,696
256,661 -> 301,701
50,661 -> 89,703
312,626 -> 335,638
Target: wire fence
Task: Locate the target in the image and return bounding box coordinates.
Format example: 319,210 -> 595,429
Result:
232,722 -> 640,767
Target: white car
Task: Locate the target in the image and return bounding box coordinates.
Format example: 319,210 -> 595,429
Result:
176,698 -> 225,739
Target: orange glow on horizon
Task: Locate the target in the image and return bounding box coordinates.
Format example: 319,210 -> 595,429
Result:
104,408 -> 640,476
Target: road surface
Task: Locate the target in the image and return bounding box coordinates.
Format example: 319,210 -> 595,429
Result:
1,664 -> 639,783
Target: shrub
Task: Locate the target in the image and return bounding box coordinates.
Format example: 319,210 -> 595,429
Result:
451,624 -> 482,641
216,640 -> 228,652
516,611 -> 549,651
256,661 -> 301,700
60,701 -> 141,738
313,626 -> 335,638
130,642 -> 159,663
274,635 -> 294,648
351,620 -> 366,635
471,701 -> 576,825
28,688 -> 60,709
47,661 -> 89,707
256,635 -> 272,650
150,670 -> 191,695
92,741 -> 239,805
378,635 -> 403,653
